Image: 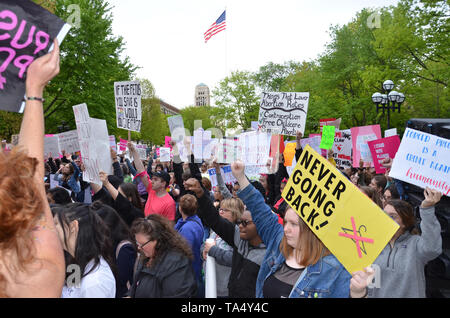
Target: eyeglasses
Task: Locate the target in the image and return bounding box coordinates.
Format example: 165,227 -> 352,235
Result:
136,238 -> 153,249
236,219 -> 253,227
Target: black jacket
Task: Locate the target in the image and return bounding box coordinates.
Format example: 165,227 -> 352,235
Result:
196,194 -> 266,298
129,250 -> 197,298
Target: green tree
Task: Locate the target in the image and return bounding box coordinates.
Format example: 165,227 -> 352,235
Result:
179,105 -> 215,134
253,61 -> 302,93
212,71 -> 260,131
42,0 -> 137,136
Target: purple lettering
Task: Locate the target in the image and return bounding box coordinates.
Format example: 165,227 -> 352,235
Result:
0,47 -> 16,89
14,55 -> 34,79
11,20 -> 36,49
0,10 -> 18,41
34,30 -> 50,54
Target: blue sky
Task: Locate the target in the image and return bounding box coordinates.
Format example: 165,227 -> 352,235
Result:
107,0 -> 400,109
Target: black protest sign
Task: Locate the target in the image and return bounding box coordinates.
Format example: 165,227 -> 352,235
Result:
0,0 -> 69,113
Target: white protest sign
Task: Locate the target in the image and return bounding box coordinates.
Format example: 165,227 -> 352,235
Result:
208,165 -> 237,192
258,92 -> 309,136
44,135 -> 60,159
90,118 -> 113,176
194,128 -> 204,161
114,81 -> 142,132
109,136 -> 117,152
332,129 -> 352,169
160,147 -> 171,162
136,144 -> 147,160
385,128 -> 398,138
73,103 -> 112,185
167,115 -> 185,143
390,128 -> 450,196
57,130 -> 80,155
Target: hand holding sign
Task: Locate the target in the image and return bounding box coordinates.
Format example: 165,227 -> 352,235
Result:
421,187 -> 442,208
26,40 -> 60,94
350,266 -> 375,298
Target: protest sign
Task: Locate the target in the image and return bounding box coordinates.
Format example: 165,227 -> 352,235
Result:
283,141 -> 297,167
109,135 -> 117,152
57,130 -> 80,155
44,135 -> 60,159
165,136 -> 172,148
114,81 -> 142,132
73,103 -> 112,185
238,131 -> 271,174
332,129 -> 352,169
282,144 -> 399,273
0,0 -> 71,113
167,115 -> 185,143
136,144 -> 147,160
367,135 -> 401,174
119,138 -> 128,152
389,128 -> 450,196
89,118 -> 112,176
320,126 -> 336,150
193,128 -> 203,161
384,128 -> 397,138
208,165 -> 237,192
251,121 -> 259,131
258,92 -> 309,136
319,118 -> 336,133
351,125 -> 382,167
159,147 -> 171,162
11,134 -> 19,146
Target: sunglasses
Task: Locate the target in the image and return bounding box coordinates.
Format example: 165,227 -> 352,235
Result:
236,219 -> 253,227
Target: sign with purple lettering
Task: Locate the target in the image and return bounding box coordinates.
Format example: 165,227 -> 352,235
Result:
0,0 -> 70,113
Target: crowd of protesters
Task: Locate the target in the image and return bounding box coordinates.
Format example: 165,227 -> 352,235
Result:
0,41 -> 444,299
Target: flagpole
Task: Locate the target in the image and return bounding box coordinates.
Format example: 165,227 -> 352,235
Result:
225,6 -> 228,78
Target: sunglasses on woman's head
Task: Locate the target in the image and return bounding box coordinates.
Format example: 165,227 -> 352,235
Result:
236,219 -> 253,227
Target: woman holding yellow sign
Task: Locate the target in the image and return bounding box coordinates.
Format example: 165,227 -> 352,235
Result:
230,160 -> 351,298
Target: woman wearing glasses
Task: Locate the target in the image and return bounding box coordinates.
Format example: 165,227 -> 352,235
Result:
228,160 -> 352,298
128,215 -> 197,298
184,178 -> 266,298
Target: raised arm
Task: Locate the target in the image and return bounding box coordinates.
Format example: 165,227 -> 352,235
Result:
416,188 -> 443,262
128,141 -> 150,189
184,178 -> 236,247
231,160 -> 284,246
16,40 -> 65,296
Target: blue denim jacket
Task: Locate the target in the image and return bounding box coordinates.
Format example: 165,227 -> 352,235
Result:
238,184 -> 351,298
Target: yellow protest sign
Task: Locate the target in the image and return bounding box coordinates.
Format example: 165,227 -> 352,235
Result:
283,142 -> 297,167
281,144 -> 399,274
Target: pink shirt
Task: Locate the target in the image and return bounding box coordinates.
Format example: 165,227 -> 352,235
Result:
144,179 -> 176,221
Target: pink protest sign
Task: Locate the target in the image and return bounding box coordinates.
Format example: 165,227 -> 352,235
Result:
119,138 -> 128,151
165,136 -> 172,149
367,135 -> 401,174
350,125 -> 382,168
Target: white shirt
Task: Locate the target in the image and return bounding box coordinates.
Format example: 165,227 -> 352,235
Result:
62,257 -> 116,298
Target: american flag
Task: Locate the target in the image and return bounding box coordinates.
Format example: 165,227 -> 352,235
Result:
204,10 -> 226,43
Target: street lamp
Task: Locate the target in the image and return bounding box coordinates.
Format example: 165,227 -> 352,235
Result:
57,121 -> 70,133
372,80 -> 405,129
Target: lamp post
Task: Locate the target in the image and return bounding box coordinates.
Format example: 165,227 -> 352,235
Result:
57,121 -> 70,133
372,80 -> 405,129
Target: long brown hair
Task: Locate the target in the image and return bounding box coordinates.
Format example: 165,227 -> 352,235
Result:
131,215 -> 193,267
0,147 -> 44,297
360,186 -> 383,208
385,199 -> 419,235
280,208 -> 330,267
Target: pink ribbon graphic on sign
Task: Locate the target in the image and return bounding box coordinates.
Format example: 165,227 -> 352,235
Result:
338,216 -> 374,258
